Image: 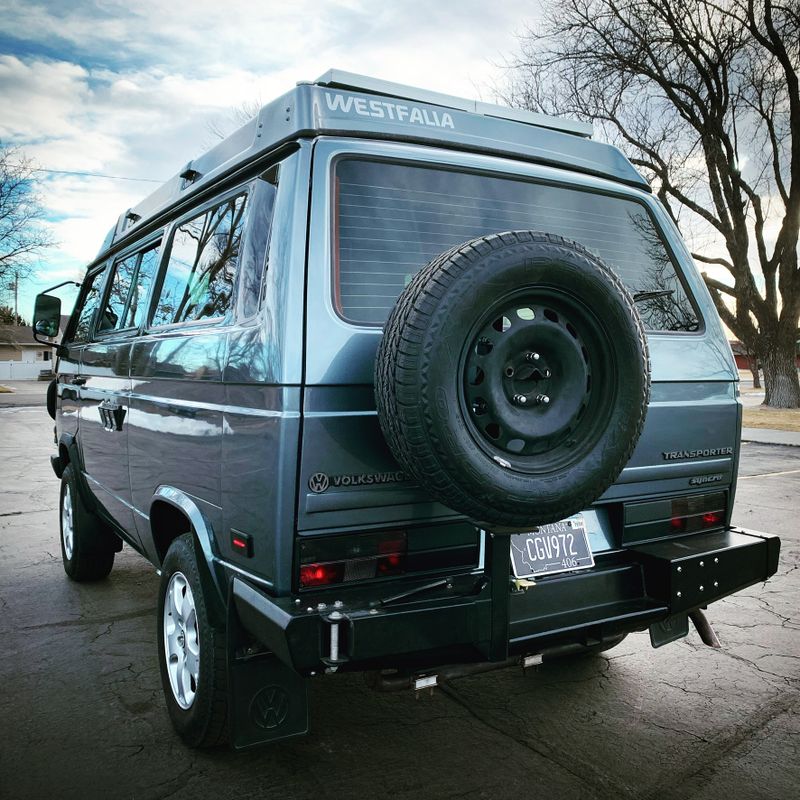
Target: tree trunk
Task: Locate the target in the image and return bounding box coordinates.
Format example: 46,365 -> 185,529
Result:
760,334 -> 800,409
747,356 -> 761,389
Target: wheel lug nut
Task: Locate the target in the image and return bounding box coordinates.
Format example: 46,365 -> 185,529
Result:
543,369 -> 551,378
536,394 -> 550,405
513,394 -> 528,405
526,352 -> 540,362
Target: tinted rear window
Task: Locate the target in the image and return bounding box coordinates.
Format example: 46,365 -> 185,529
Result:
334,159 -> 699,331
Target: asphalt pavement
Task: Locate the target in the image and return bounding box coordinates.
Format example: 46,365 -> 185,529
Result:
0,379 -> 48,408
0,410 -> 798,800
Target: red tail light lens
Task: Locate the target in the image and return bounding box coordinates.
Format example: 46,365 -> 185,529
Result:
298,530 -> 408,589
299,562 -> 346,588
377,552 -> 404,575
624,491 -> 727,544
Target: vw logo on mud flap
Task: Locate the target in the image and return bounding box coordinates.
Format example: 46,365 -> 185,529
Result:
308,472 -> 330,493
250,686 -> 289,730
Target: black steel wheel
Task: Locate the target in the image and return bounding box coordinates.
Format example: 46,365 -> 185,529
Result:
461,287 -> 614,472
375,231 -> 650,529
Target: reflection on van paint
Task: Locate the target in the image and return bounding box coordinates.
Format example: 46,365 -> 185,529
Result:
126,407 -> 222,438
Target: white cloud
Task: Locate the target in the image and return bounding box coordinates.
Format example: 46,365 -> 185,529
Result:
2,0 -> 541,316
0,55 -> 89,140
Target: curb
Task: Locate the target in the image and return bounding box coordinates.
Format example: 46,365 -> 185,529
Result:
741,428 -> 800,448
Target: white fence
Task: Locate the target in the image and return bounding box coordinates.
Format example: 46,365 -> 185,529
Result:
0,361 -> 48,380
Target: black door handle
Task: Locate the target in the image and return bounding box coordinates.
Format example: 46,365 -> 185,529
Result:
99,399 -> 126,432
71,377 -> 87,386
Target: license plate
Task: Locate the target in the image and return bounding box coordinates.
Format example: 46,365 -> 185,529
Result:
510,517 -> 594,579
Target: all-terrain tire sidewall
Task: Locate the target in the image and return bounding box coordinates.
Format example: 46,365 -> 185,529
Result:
59,464 -> 115,581
376,231 -> 650,528
157,533 -> 228,748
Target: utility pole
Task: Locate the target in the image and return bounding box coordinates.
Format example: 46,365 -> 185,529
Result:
13,271 -> 18,322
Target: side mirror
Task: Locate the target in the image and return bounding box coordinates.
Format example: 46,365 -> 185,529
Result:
33,293 -> 62,339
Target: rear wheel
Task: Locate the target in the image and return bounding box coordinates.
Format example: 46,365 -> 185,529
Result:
157,533 -> 228,748
59,464 -> 116,581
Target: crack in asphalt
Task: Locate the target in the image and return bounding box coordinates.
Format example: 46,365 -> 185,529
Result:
439,680 -> 624,800
639,692 -> 800,800
19,607 -> 154,631
148,758 -> 199,800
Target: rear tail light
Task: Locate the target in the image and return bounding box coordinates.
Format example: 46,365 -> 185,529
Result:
669,511 -> 722,533
298,530 -> 407,589
625,491 -> 727,544
299,562 -> 345,588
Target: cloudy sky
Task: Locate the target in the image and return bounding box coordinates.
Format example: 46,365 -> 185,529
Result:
0,0 -> 538,316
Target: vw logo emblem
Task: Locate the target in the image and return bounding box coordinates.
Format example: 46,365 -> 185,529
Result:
308,472 -> 330,493
249,686 -> 290,730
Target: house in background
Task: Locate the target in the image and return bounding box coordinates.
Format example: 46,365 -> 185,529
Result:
729,340 -> 758,372
729,340 -> 800,370
0,324 -> 53,380
729,339 -> 800,390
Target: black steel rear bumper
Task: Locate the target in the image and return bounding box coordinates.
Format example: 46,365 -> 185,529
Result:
231,527 -> 780,675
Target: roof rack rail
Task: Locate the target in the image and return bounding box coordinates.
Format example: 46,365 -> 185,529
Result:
313,69 -> 592,138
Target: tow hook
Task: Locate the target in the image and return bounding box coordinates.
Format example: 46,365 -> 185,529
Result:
689,608 -> 721,648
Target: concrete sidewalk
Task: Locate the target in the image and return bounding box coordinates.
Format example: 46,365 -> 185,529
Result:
741,427 -> 800,447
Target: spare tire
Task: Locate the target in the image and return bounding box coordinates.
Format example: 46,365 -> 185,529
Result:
375,231 -> 650,529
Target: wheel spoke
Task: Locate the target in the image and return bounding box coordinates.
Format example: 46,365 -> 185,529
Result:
178,651 -> 190,702
185,608 -> 199,650
165,622 -> 178,654
185,648 -> 199,682
172,577 -> 185,621
180,654 -> 196,703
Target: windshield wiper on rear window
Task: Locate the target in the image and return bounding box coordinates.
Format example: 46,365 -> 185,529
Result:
633,289 -> 674,302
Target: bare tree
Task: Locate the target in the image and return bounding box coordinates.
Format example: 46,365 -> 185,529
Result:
506,0 -> 800,407
205,99 -> 263,145
0,144 -> 54,303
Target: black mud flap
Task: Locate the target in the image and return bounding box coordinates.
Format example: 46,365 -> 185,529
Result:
649,613 -> 689,648
227,584 -> 308,750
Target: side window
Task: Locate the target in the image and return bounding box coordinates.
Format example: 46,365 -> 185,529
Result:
239,169 -> 278,318
124,243 -> 161,329
98,253 -> 137,332
98,241 -> 162,333
152,194 -> 247,327
72,268 -> 106,342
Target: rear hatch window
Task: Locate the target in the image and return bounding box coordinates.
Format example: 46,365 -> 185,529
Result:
333,158 -> 699,332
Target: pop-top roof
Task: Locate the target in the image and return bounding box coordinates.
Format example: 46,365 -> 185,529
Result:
314,70 -> 594,137
97,70 -> 648,260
